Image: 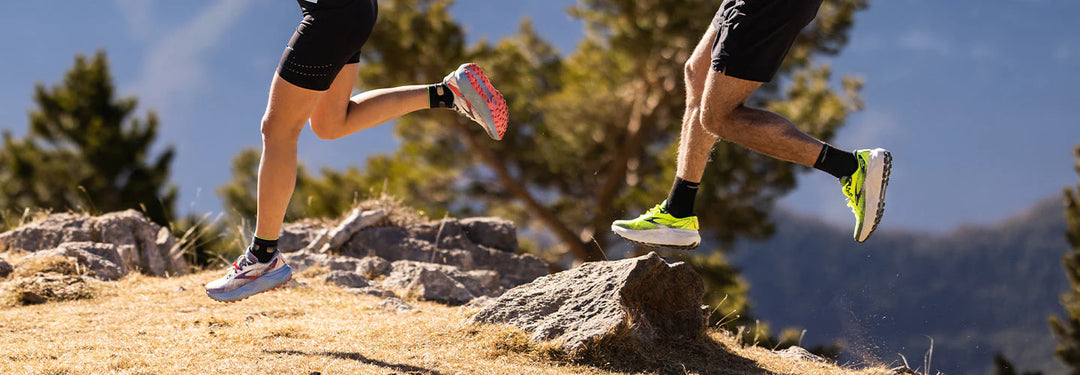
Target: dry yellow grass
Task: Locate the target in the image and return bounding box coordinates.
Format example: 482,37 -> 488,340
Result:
0,270 -> 896,375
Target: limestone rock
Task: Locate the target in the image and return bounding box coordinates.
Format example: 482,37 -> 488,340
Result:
470,252 -> 705,354
382,261 -> 494,304
303,209 -> 386,253
0,214 -> 94,252
379,297 -> 417,314
27,242 -> 128,281
95,210 -> 189,276
356,256 -> 390,279
278,221 -> 324,253
325,270 -> 373,289
460,217 -> 518,253
342,220 -> 547,289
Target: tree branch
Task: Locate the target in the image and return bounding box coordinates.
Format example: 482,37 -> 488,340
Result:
457,121 -> 602,261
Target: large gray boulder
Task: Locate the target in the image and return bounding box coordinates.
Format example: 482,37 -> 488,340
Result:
469,252 -> 706,354
27,242 -> 127,281
0,210 -> 188,277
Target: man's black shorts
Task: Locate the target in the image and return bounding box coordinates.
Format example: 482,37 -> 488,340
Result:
710,0 -> 823,83
277,0 -> 378,91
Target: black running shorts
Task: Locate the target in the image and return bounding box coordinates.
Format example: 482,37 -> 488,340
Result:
710,0 -> 823,82
277,0 -> 378,91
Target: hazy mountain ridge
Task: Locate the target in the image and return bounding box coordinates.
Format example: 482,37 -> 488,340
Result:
733,197 -> 1070,374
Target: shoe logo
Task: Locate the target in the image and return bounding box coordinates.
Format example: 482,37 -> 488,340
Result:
644,218 -> 669,228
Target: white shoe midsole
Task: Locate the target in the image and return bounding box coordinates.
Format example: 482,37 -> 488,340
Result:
611,225 -> 700,247
857,149 -> 889,241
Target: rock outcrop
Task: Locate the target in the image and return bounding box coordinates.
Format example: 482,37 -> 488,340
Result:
26,242 -> 128,281
0,210 -> 188,277
469,252 -> 706,354
280,210 -> 548,305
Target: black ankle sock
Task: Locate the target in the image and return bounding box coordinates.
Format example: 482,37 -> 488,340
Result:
665,177 -> 700,218
428,83 -> 454,109
813,145 -> 858,179
249,236 -> 278,263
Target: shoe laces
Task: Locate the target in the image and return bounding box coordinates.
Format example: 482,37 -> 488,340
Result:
228,253 -> 257,277
643,203 -> 668,218
841,176 -> 860,215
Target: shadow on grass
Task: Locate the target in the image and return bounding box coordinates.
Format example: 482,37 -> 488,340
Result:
573,336 -> 776,375
266,349 -> 442,375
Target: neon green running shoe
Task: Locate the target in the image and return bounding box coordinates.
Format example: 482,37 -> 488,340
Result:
842,148 -> 892,242
611,201 -> 701,250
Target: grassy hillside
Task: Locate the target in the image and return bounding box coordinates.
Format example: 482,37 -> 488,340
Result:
0,267 -> 899,374
732,198 -> 1069,374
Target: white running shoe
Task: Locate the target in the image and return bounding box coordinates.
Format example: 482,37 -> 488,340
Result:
205,251 -> 292,303
442,63 -> 509,140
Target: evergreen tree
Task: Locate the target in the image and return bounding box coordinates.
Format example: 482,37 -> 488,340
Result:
1051,145 -> 1080,374
0,51 -> 176,225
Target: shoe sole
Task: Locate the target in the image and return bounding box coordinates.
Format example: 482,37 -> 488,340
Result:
450,63 -> 508,140
611,225 -> 700,250
856,149 -> 891,242
206,265 -> 293,303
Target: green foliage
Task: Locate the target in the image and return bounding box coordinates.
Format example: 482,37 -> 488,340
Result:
0,50 -> 176,225
1051,145 -> 1080,374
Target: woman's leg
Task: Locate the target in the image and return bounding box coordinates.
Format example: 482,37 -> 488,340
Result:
252,75 -> 327,240
308,63 -> 430,140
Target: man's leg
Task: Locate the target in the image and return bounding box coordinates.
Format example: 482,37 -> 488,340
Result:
666,25 -> 721,219
609,26 -> 723,249
697,71 -> 825,167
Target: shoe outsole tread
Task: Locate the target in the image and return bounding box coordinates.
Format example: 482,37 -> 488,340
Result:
461,63 -> 508,140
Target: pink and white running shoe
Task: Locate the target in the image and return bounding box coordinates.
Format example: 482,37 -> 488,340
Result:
442,63 -> 509,140
205,251 -> 292,303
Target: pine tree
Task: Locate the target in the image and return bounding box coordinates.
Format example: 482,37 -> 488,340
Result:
1051,145 -> 1080,374
0,51 -> 176,225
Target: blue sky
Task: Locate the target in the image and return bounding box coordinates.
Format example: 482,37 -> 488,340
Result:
0,0 -> 1077,233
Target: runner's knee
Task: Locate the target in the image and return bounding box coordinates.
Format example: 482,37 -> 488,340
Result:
260,115 -> 304,144
698,105 -> 739,137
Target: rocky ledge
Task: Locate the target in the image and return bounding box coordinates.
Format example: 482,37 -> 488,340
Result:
278,208 -> 550,305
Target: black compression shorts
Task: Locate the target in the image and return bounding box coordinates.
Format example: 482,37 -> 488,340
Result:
277,0 -> 378,91
710,0 -> 823,82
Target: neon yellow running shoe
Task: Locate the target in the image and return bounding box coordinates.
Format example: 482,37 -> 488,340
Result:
842,148 -> 892,242
611,201 -> 700,250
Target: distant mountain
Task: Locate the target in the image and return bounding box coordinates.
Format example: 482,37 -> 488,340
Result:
731,197 -> 1070,374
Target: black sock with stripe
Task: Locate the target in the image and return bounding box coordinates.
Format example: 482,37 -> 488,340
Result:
665,177 -> 700,218
428,83 -> 454,109
249,236 -> 278,263
814,145 -> 858,179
